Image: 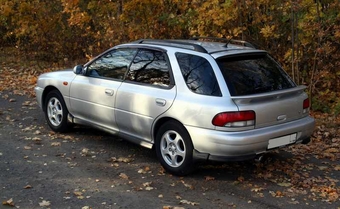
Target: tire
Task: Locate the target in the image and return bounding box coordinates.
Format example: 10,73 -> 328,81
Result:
155,120 -> 195,176
44,90 -> 71,132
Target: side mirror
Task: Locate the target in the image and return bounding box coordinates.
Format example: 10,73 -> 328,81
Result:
73,65 -> 83,75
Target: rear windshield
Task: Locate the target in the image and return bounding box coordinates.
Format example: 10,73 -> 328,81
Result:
216,53 -> 296,96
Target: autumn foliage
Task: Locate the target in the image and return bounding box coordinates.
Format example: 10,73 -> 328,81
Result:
1,0 -> 339,113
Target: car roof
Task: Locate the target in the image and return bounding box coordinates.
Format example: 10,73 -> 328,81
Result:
116,38 -> 267,59
126,38 -> 259,54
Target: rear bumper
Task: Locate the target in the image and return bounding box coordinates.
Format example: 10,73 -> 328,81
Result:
186,116 -> 315,161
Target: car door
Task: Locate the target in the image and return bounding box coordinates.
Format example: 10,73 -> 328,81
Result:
115,48 -> 176,143
69,48 -> 138,131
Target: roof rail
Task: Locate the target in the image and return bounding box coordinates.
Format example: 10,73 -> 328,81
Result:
190,37 -> 256,49
136,39 -> 208,53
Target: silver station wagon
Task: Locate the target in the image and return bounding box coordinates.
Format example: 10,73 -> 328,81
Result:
35,38 -> 315,175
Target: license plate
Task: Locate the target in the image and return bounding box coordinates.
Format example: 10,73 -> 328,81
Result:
268,133 -> 297,149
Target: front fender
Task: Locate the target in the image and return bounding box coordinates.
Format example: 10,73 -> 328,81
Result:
35,69 -> 76,111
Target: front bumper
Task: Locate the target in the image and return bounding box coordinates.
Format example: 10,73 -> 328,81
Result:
186,116 -> 315,161
34,86 -> 44,109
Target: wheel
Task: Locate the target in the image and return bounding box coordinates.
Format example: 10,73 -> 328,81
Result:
44,90 -> 70,132
155,120 -> 195,176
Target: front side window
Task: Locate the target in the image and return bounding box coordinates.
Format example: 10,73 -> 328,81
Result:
125,49 -> 170,87
87,48 -> 137,80
176,53 -> 221,96
217,53 -> 296,96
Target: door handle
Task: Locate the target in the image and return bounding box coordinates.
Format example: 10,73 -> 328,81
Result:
277,115 -> 287,121
156,98 -> 166,106
105,89 -> 114,96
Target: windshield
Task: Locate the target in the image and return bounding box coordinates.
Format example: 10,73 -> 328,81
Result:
217,53 -> 296,96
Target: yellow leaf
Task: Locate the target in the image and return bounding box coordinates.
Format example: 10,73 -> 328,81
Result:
334,165 -> 340,171
2,198 -> 15,206
74,191 -> 82,196
119,173 -> 129,180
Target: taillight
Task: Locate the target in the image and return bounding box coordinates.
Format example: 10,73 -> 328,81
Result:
212,111 -> 255,127
303,98 -> 310,113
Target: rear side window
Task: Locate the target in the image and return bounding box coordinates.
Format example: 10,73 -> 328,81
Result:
217,53 -> 296,96
176,53 -> 221,96
126,49 -> 171,87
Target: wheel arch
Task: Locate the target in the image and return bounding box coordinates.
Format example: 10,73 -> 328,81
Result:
152,117 -> 190,147
41,86 -> 61,112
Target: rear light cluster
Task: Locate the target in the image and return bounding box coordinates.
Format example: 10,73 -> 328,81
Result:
303,98 -> 310,114
212,111 -> 255,127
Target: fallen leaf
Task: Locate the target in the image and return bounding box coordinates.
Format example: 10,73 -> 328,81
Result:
117,157 -> 133,163
24,185 -> 32,189
143,182 -> 152,187
111,163 -> 119,167
181,180 -> 194,189
32,137 -> 41,142
51,142 -> 61,146
73,190 -> 84,200
119,173 -> 129,180
39,200 -> 51,207
73,191 -> 83,196
22,127 -> 33,132
21,101 -> 31,106
138,166 -> 151,174
24,146 -> 32,150
145,187 -> 154,191
277,182 -> 292,187
205,176 -> 215,181
81,148 -> 89,156
109,156 -> 133,163
251,187 -> 264,192
2,198 -> 15,206
270,190 -> 284,197
9,98 -> 16,102
318,166 -> 328,171
179,199 -> 199,206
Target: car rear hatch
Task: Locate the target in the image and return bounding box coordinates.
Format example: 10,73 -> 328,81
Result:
216,52 -> 310,129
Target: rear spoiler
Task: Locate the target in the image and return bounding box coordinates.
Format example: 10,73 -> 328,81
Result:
231,85 -> 307,104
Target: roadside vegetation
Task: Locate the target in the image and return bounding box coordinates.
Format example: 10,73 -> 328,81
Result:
1,0 -> 339,114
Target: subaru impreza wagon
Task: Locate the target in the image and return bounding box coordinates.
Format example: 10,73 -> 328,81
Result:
35,38 -> 315,175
